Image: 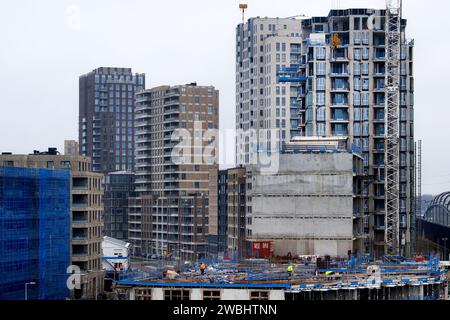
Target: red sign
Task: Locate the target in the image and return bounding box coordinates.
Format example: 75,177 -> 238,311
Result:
252,241 -> 273,258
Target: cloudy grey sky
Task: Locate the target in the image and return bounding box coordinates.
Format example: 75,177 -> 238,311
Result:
0,0 -> 448,194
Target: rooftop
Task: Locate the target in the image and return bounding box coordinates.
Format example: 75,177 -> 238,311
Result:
103,236 -> 131,249
117,257 -> 444,291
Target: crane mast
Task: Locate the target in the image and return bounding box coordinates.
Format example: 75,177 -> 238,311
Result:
384,0 -> 402,255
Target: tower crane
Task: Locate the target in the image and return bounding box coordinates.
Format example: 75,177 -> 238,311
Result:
384,0 -> 402,256
239,3 -> 248,24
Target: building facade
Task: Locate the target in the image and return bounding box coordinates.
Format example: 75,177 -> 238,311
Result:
236,17 -> 303,165
116,278 -> 443,301
0,166 -> 71,300
300,9 -> 415,258
79,67 -> 145,173
236,9 -> 415,258
217,170 -> 228,256
0,149 -> 104,299
217,168 -> 248,259
103,171 -> 135,241
132,83 -> 219,261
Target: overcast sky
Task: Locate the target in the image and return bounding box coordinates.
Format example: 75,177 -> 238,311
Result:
0,0 -> 448,195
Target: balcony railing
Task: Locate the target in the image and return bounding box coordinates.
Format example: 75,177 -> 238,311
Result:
72,219 -> 88,224
73,235 -> 88,240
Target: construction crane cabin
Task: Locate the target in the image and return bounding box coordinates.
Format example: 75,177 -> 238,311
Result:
239,3 -> 248,24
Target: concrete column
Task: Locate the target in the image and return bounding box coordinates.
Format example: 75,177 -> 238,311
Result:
445,283 -> 448,300
152,288 -> 164,300
269,290 -> 285,300
190,289 -> 202,300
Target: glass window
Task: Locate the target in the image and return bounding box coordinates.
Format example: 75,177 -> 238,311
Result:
317,123 -> 325,136
354,32 -> 361,44
164,289 -> 190,301
362,79 -> 369,90
316,77 -> 325,91
353,92 -> 361,106
361,93 -> 369,106
317,47 -> 326,60
316,62 -> 326,76
353,62 -> 361,76
353,123 -> 361,135
316,92 -> 325,106
61,161 -> 71,169
354,108 -> 361,121
316,107 -> 326,121
354,48 -> 361,60
362,47 -> 369,59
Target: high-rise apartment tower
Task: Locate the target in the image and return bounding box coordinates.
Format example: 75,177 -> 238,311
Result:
236,9 -> 414,258
79,67 -> 145,173
132,83 -> 219,261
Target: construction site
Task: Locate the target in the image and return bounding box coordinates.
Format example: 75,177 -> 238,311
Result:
115,255 -> 448,300
110,0 -> 442,301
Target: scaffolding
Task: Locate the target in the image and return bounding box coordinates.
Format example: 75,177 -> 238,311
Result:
119,256 -> 445,296
0,167 -> 71,300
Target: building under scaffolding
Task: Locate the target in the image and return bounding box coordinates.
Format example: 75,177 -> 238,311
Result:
0,166 -> 71,300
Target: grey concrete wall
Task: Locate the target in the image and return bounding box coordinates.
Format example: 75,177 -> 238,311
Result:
249,153 -> 355,256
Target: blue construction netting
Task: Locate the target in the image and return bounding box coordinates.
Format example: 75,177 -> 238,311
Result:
0,167 -> 70,300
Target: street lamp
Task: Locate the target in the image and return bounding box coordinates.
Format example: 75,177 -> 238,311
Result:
86,269 -> 102,300
443,238 -> 448,261
25,282 -> 36,300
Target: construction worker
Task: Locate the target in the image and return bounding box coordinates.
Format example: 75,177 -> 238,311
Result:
200,262 -> 206,275
287,264 -> 294,277
325,270 -> 335,280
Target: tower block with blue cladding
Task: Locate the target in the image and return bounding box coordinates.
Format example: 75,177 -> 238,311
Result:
0,167 -> 70,300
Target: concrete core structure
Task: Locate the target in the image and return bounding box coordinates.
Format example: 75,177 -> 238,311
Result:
247,139 -> 363,256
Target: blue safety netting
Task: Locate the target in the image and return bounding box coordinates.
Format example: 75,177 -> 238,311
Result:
0,167 -> 70,300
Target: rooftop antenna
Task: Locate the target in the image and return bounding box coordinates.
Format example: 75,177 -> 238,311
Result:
239,3 -> 248,24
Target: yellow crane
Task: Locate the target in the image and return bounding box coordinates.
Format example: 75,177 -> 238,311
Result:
331,33 -> 341,49
239,3 -> 248,24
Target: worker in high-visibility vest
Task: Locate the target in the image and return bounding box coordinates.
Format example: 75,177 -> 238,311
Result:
200,262 -> 206,275
325,271 -> 335,280
287,265 -> 294,277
